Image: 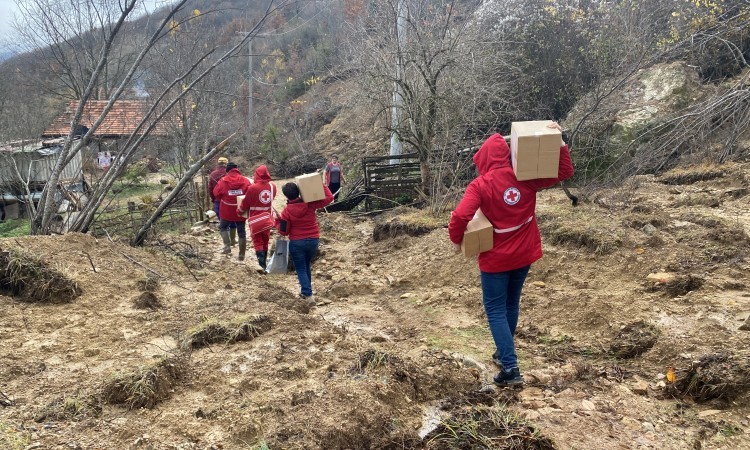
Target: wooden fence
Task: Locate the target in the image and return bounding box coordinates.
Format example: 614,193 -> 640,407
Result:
89,198 -> 200,241
362,152 -> 422,211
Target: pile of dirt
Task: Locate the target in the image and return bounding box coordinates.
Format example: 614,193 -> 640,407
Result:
181,315 -> 272,349
658,165 -> 725,185
372,208 -> 446,242
103,356 -> 187,409
609,321 -> 659,358
0,248 -> 81,303
667,353 -> 750,402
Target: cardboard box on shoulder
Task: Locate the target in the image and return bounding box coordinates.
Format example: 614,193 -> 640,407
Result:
236,195 -> 247,218
295,172 -> 325,203
510,120 -> 561,181
461,209 -> 494,257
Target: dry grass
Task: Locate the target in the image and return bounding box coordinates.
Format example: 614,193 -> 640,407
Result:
103,356 -> 187,409
34,394 -> 102,422
538,207 -> 625,255
658,165 -> 725,185
666,353 -> 750,402
350,349 -> 393,374
132,291 -> 163,310
426,404 -> 556,449
135,274 -> 160,292
0,422 -> 30,450
181,315 -> 273,350
609,321 -> 659,358
0,248 -> 82,303
372,207 -> 447,242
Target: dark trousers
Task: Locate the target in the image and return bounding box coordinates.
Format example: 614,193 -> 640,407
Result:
329,182 -> 341,201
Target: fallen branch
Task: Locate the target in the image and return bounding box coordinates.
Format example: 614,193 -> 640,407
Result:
118,252 -> 192,292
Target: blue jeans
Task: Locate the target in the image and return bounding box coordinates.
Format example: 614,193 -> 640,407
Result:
480,265 -> 531,370
214,201 -> 236,229
289,238 -> 319,297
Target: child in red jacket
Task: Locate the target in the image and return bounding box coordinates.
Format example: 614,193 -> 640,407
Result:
448,122 -> 574,387
277,182 -> 334,305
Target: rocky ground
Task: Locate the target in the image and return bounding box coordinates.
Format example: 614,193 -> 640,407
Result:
1,163 -> 750,449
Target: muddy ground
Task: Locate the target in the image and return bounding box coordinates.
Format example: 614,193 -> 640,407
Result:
1,163 -> 750,449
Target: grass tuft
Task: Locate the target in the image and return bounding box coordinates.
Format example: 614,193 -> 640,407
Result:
0,247 -> 82,303
103,356 -> 187,409
181,315 -> 273,350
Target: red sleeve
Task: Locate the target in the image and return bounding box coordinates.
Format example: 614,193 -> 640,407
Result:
523,144 -> 574,191
448,181 -> 482,245
308,185 -> 334,209
212,180 -> 224,201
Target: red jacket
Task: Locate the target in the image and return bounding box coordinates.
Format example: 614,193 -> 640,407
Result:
212,168 -> 251,222
448,133 -> 574,273
239,165 -> 277,235
208,165 -> 226,202
278,185 -> 334,240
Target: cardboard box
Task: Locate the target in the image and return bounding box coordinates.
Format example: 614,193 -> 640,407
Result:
295,172 -> 325,203
510,120 -> 561,181
461,209 -> 494,257
236,195 -> 247,218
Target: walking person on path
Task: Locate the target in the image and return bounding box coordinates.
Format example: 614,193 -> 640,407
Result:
239,165 -> 277,270
213,162 -> 251,260
208,156 -> 237,240
323,155 -> 346,201
277,182 -> 334,305
448,122 -> 574,387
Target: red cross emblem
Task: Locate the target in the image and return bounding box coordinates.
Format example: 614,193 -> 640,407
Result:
259,189 -> 272,204
504,187 -> 521,205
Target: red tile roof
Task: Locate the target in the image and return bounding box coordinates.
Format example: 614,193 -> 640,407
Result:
42,100 -> 175,138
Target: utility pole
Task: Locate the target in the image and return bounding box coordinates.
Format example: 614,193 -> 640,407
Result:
390,0 -> 407,165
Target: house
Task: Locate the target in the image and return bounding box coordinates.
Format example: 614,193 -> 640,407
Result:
0,138 -> 84,220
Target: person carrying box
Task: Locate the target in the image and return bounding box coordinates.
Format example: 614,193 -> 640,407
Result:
277,182 -> 334,305
447,122 -> 574,387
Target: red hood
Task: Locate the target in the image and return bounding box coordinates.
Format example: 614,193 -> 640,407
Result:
473,133 -> 510,176
222,168 -> 245,186
253,165 -> 271,183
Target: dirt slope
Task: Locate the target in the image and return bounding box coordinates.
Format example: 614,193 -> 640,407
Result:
1,163 -> 750,449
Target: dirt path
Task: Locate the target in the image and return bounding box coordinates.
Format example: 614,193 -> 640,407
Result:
1,164 -> 750,449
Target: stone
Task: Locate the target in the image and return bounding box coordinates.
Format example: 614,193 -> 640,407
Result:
740,317 -> 750,332
646,272 -> 676,283
400,293 -> 414,299
642,422 -> 655,433
531,281 -> 546,288
580,400 -> 596,411
698,409 -> 723,418
525,370 -> 552,385
632,379 -> 649,395
642,224 -> 657,235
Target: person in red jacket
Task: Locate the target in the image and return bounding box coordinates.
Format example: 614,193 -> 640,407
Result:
238,165 -> 277,269
208,156 -> 237,239
213,162 -> 251,260
277,182 -> 334,305
448,122 -> 574,387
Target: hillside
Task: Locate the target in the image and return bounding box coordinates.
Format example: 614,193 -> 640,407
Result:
1,162 -> 749,449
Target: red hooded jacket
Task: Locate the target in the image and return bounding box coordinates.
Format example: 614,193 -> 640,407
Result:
278,185 -> 334,240
448,134 -> 574,273
212,168 -> 251,222
239,165 -> 277,235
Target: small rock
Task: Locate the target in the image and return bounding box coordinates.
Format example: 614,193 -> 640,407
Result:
632,379 -> 650,395
400,293 -> 414,299
531,281 -> 546,288
646,272 -> 676,283
460,356 -> 486,372
523,410 -> 541,420
642,224 -> 657,235
698,409 -> 723,418
580,400 -> 596,411
642,422 -> 655,433
740,317 -> 750,332
525,370 -> 552,384
656,381 -> 666,389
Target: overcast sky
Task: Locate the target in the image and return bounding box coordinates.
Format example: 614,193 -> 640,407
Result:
0,0 -> 168,50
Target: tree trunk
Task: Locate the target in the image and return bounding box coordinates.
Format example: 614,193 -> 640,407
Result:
131,133 -> 237,246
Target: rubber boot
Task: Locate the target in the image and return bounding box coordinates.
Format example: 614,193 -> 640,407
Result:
256,251 -> 267,269
238,238 -> 247,261
220,230 -> 231,254
229,228 -> 237,246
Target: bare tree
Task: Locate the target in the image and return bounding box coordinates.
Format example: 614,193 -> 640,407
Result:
12,0 -> 291,235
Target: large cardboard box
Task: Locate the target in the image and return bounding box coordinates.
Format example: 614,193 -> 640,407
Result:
236,195 -> 247,218
510,120 -> 561,181
461,209 -> 494,257
295,172 -> 325,203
